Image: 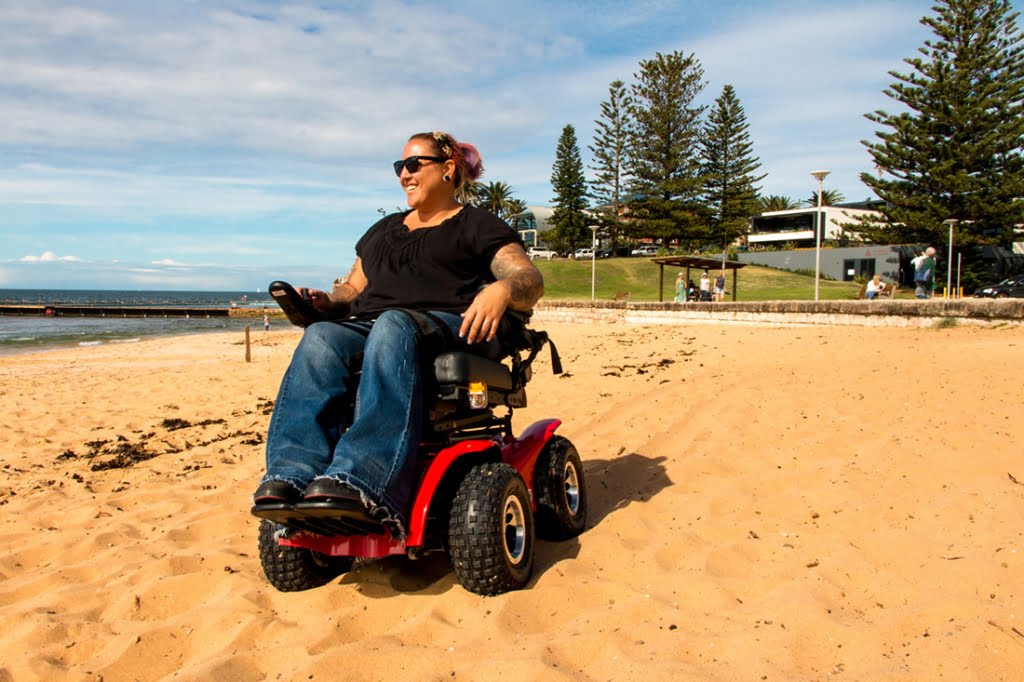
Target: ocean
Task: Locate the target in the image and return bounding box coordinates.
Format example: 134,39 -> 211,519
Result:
0,289 -> 280,356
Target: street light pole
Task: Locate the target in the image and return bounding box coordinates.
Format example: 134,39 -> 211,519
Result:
810,170 -> 831,302
590,225 -> 598,303
943,219 -> 958,299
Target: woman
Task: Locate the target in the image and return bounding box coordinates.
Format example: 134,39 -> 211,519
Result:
253,131 -> 544,537
865,274 -> 885,300
674,272 -> 686,302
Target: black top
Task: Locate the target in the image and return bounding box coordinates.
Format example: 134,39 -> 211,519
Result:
351,206 -> 522,316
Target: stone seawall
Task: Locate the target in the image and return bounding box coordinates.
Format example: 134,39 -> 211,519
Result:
532,299 -> 1024,328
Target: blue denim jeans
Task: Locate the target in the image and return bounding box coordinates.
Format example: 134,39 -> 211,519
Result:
262,309 -> 504,534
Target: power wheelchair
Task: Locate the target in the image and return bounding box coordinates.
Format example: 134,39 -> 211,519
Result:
251,282 -> 587,596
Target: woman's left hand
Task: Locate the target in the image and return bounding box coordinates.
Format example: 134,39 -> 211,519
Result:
460,282 -> 511,344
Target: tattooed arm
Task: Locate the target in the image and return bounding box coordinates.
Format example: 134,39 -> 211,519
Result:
460,242 -> 544,343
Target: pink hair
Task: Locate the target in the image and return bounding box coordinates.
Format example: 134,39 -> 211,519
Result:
457,141 -> 484,182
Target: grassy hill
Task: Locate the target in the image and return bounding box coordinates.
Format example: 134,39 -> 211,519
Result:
533,258 -> 867,302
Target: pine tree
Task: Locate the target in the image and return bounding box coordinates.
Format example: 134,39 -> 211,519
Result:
588,80 -> 633,251
626,51 -> 708,246
860,0 -> 1024,247
549,124 -> 590,254
700,84 -> 766,248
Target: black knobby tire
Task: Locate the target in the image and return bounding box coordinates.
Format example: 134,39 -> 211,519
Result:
257,520 -> 354,592
448,462 -> 535,596
534,436 -> 588,541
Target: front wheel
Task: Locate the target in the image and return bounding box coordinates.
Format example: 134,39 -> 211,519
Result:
257,520 -> 354,592
534,436 -> 588,541
448,462 -> 535,596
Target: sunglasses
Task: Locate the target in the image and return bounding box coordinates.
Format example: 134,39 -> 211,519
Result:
393,155 -> 446,176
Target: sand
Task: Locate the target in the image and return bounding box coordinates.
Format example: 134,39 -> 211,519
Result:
1,320 -> 1022,681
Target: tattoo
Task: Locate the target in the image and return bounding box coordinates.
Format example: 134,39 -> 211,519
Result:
330,281 -> 360,304
491,243 -> 544,310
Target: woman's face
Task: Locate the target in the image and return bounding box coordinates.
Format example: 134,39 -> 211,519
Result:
398,139 -> 456,209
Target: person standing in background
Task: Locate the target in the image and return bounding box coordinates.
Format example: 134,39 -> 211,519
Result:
714,271 -> 726,302
914,247 -> 937,299
699,271 -> 711,301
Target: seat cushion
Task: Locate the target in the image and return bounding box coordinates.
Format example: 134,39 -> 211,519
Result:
433,352 -> 513,391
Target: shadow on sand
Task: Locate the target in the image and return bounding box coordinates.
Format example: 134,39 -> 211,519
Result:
531,452 -> 672,578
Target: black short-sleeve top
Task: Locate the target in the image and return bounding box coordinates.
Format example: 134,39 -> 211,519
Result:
350,205 -> 522,316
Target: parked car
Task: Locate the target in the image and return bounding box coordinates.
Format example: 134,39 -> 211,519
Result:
598,246 -> 633,258
527,247 -> 557,260
574,248 -> 595,259
630,245 -> 659,256
973,275 -> 1024,298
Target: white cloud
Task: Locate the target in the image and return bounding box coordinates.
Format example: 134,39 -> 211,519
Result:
0,0 -> 582,158
19,251 -> 80,263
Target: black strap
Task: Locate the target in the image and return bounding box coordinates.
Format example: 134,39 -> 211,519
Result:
519,329 -> 562,376
547,337 -> 563,375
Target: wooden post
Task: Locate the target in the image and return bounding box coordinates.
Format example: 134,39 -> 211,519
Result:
658,263 -> 665,302
245,325 -> 251,363
732,267 -> 738,302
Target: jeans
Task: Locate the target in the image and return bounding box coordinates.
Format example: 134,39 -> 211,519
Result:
262,309 -> 504,534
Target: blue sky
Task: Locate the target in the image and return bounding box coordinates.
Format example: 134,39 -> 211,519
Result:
2,0 -> 1019,290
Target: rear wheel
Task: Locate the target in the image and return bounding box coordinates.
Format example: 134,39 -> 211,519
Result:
257,520 -> 354,592
534,436 -> 588,541
448,462 -> 535,596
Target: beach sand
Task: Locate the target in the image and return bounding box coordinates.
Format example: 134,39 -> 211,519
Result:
1,320 -> 1022,681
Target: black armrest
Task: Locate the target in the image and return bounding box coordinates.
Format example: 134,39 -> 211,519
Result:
434,352 -> 514,391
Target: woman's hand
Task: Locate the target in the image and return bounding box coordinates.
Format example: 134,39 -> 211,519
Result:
297,287 -> 333,312
460,281 -> 512,344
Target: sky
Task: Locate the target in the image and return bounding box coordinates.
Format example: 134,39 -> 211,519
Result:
2,0 -> 1020,291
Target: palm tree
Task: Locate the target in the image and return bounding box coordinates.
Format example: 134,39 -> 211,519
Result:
478,181 -> 515,219
758,195 -> 800,212
803,189 -> 845,207
458,180 -> 482,206
506,198 -> 528,220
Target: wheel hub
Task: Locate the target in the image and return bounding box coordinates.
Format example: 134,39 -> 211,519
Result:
562,461 -> 581,515
503,496 -> 527,564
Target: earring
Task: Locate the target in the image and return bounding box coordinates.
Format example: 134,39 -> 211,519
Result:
443,175 -> 451,183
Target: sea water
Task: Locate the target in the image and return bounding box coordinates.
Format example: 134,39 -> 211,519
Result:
0,289 -> 278,356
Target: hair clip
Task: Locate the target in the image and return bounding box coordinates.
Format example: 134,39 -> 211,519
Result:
432,131 -> 452,157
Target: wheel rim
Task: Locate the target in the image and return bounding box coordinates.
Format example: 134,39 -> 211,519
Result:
562,461 -> 581,515
503,495 -> 527,565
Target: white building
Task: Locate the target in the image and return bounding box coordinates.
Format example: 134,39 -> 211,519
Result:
747,202 -> 884,248
509,206 -> 555,248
